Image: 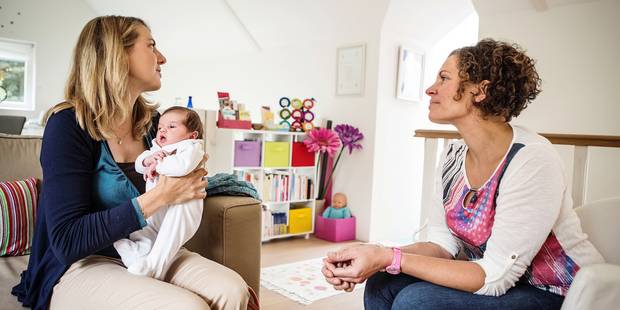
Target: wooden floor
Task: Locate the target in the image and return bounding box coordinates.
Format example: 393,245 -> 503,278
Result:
259,236 -> 364,310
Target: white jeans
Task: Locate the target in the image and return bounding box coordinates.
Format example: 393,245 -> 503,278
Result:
50,250 -> 250,310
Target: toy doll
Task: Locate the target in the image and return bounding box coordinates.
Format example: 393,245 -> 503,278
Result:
322,192 -> 352,219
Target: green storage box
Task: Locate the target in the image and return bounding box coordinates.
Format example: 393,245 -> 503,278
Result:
264,141 -> 290,167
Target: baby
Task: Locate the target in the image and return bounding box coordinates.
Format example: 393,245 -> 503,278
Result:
322,192 -> 352,219
114,106 -> 205,279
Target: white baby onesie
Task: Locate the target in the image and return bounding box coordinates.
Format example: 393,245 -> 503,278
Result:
114,139 -> 204,280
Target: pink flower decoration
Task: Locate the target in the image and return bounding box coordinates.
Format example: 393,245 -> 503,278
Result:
303,128 -> 341,158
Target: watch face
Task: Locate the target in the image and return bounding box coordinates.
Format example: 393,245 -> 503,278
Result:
385,266 -> 399,275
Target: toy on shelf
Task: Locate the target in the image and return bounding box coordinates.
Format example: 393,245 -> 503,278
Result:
321,193 -> 352,219
261,106 -> 275,130
278,97 -> 292,130
315,193 -> 355,242
216,91 -> 252,129
278,97 -> 316,132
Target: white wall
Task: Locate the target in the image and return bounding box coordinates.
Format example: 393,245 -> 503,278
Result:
0,0 -> 95,119
473,0 -> 620,202
4,0 -> 617,243
147,1 -> 389,241
0,0 -> 389,241
369,0 -> 478,243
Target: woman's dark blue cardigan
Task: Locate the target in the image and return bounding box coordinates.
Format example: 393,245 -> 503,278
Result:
12,109 -> 150,309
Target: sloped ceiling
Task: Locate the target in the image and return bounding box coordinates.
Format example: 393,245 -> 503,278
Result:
84,0 -> 390,56
83,0 -> 258,59
473,0 -> 601,14
83,0 -> 601,59
225,0 -> 388,48
382,0 -> 476,48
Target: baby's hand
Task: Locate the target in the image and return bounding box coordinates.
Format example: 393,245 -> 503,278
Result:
143,162 -> 159,182
142,150 -> 168,167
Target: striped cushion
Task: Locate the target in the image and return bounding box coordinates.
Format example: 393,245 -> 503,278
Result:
0,178 -> 38,256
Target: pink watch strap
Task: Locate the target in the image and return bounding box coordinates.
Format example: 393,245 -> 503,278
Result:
386,247 -> 402,274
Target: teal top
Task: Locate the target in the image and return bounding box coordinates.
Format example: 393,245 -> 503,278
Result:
322,206 -> 352,219
92,134 -> 155,230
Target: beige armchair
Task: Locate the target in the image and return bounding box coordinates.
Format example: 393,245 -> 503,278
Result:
0,133 -> 261,309
562,197 -> 620,309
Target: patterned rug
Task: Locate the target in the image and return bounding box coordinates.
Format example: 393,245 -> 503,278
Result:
261,257 -> 365,305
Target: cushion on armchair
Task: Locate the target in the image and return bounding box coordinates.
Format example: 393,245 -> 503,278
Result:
0,177 -> 39,256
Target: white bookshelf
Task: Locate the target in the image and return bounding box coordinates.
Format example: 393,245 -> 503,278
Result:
205,125 -> 318,242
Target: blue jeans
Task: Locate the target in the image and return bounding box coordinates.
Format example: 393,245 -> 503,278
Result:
364,272 -> 564,310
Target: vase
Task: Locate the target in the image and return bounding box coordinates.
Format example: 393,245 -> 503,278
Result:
314,198 -> 356,242
315,199 -> 326,220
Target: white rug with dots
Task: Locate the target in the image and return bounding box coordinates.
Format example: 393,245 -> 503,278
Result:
260,257 -> 365,305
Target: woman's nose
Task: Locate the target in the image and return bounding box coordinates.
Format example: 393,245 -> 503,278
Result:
425,84 -> 437,96
156,49 -> 167,65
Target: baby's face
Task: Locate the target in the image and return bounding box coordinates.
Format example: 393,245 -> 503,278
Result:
157,110 -> 195,146
332,195 -> 347,209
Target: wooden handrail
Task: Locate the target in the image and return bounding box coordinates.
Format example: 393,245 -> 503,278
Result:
415,129 -> 620,148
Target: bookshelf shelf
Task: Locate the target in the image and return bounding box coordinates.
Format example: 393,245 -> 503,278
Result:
206,126 -> 318,242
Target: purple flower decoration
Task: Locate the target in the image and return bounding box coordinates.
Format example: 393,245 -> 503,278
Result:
334,124 -> 364,154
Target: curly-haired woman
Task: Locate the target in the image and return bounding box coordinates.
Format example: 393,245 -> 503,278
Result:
321,39 -> 604,310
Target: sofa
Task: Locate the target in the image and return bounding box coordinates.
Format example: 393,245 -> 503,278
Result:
561,197 -> 620,310
0,133 -> 262,309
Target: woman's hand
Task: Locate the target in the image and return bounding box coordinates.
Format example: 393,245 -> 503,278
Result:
323,244 -> 393,285
322,258 -> 356,292
157,169 -> 208,204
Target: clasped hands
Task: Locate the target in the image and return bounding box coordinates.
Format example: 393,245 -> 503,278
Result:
321,243 -> 392,292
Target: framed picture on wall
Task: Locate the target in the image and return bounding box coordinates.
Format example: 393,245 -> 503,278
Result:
336,44 -> 365,96
396,46 -> 424,102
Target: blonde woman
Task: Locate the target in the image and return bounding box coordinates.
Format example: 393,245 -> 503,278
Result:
12,16 -> 250,310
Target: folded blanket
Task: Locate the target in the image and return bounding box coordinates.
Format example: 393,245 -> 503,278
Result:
206,173 -> 260,200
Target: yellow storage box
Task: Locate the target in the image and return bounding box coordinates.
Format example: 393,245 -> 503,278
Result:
289,207 -> 312,234
264,141 -> 290,167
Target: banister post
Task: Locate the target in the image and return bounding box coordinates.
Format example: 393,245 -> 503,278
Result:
572,146 -> 590,207
418,137 -> 439,241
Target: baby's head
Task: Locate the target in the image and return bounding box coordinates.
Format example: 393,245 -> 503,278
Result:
156,106 -> 203,146
332,192 -> 347,209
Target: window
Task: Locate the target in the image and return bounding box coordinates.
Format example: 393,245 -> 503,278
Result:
0,38 -> 35,111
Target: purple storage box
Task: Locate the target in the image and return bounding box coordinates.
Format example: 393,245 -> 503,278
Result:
315,215 -> 356,242
234,141 -> 261,167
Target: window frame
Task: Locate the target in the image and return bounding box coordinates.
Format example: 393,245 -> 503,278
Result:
0,38 -> 36,111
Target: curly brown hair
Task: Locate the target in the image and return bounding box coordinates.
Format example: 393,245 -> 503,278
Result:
450,39 -> 542,121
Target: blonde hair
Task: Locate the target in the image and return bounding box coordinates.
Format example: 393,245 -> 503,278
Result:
46,15 -> 158,141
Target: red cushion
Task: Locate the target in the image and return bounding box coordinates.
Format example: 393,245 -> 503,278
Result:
0,177 -> 38,256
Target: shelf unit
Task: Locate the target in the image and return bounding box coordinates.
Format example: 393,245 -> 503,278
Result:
206,127 -> 318,242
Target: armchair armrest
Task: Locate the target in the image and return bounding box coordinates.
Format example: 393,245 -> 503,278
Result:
561,263 -> 620,310
186,196 -> 262,295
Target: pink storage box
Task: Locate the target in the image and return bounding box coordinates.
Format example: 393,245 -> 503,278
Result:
217,111 -> 252,129
234,141 -> 261,167
315,215 -> 356,242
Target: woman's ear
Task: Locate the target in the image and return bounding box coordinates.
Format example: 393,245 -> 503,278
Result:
473,80 -> 490,103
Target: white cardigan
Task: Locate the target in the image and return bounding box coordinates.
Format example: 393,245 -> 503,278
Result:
425,125 -> 604,296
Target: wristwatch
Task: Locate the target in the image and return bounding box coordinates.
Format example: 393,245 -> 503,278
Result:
385,247 -> 402,275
